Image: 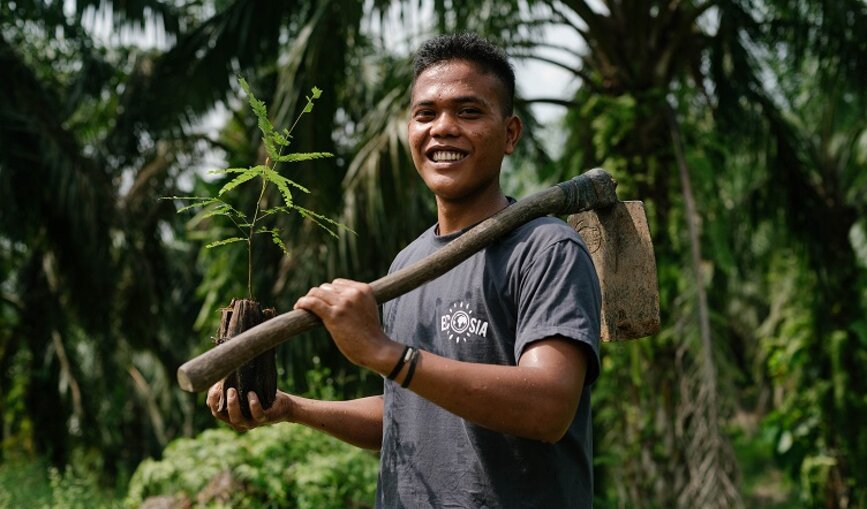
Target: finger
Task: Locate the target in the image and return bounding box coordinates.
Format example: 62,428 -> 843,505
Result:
294,295 -> 330,315
225,388 -> 247,426
207,383 -> 227,418
294,289 -> 336,312
294,294 -> 340,320
297,285 -> 326,302
309,285 -> 340,303
331,279 -> 367,291
331,278 -> 358,285
206,383 -> 220,409
332,280 -> 374,302
248,392 -> 268,424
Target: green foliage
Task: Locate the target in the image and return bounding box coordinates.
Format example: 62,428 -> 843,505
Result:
731,429 -> 799,509
124,424 -> 378,509
0,453 -> 123,509
756,251 -> 867,508
0,456 -> 52,508
124,365 -> 377,508
169,77 -> 350,300
554,2 -> 867,507
46,465 -> 119,509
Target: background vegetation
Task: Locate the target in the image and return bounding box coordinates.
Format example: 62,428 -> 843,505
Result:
1,1 -> 865,507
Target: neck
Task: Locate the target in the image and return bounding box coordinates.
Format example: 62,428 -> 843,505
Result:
435,186 -> 509,235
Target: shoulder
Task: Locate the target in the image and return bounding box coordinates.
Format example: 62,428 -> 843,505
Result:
482,216 -> 596,288
500,216 -> 590,259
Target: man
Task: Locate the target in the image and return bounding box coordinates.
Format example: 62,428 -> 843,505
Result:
209,33 -> 601,508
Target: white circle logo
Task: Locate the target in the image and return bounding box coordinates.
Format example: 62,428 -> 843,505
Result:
451,311 -> 470,333
441,301 -> 489,343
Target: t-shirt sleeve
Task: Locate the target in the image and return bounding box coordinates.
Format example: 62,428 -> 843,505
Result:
515,238 -> 602,385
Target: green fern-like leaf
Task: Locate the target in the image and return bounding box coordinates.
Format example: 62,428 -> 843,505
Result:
303,87 -> 323,113
272,130 -> 290,147
274,151 -> 334,163
295,206 -> 355,239
239,78 -> 273,136
161,196 -> 214,201
264,139 -> 281,162
269,230 -> 290,256
264,169 -> 311,208
239,77 -> 286,161
177,202 -> 210,214
220,203 -> 247,219
218,166 -> 264,196
264,169 -> 310,193
186,198 -> 246,220
260,206 -> 293,219
201,203 -> 238,220
163,196 -> 221,213
275,180 -> 294,208
205,237 -> 246,249
164,79 -> 351,301
208,167 -> 249,175
255,227 -> 290,256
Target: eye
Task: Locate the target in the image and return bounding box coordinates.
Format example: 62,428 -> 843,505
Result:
459,107 -> 482,117
414,109 -> 435,121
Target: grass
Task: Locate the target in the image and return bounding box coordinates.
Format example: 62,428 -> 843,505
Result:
0,454 -> 123,509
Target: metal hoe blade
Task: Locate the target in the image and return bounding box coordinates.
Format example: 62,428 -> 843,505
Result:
569,201 -> 660,341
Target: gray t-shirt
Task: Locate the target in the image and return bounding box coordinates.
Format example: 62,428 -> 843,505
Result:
376,216 -> 601,509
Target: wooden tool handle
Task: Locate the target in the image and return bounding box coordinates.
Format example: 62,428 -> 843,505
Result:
177,168 -> 618,392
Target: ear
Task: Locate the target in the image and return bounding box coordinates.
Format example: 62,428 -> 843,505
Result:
503,115 -> 523,155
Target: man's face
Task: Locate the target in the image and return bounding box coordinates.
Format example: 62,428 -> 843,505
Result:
408,59 -> 522,204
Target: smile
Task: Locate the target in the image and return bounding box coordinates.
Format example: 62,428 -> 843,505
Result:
430,150 -> 467,162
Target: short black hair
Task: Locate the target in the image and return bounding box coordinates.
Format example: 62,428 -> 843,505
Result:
412,33 -> 516,115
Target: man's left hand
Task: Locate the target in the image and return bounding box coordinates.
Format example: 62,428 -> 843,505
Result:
293,278 -> 392,369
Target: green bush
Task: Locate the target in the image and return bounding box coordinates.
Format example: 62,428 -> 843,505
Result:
0,452 -> 122,509
124,424 -> 378,509
0,456 -> 52,508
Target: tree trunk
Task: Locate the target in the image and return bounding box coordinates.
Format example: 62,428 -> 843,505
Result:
215,299 -> 277,420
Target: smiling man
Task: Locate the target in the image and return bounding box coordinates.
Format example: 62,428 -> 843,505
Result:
209,33 -> 601,508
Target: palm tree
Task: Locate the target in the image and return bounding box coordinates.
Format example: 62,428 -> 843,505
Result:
0,0 -> 539,472
0,0 -> 209,468
521,1 -> 867,507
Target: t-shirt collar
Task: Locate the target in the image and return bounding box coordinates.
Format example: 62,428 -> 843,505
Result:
431,197 -> 516,244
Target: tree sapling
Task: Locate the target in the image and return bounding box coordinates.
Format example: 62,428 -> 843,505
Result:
167,78 -> 349,418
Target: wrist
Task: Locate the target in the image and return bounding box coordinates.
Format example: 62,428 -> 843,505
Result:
361,336 -> 405,377
286,395 -> 314,425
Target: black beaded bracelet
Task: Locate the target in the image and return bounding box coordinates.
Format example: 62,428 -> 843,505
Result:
386,345 -> 411,380
401,348 -> 421,389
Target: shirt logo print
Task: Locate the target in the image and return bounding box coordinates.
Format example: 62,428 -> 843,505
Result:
441,301 -> 489,342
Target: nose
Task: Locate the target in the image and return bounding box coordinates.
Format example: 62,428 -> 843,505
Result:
430,112 -> 459,138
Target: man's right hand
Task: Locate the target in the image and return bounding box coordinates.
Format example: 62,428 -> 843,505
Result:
207,383 -> 295,432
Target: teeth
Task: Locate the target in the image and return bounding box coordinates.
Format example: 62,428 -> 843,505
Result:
432,151 -> 466,162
